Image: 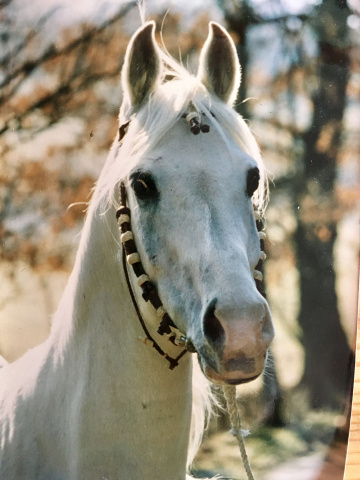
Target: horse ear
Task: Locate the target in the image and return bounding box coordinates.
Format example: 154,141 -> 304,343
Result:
198,22 -> 241,105
122,21 -> 161,108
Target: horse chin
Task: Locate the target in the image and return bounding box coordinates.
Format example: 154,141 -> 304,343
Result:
199,360 -> 261,386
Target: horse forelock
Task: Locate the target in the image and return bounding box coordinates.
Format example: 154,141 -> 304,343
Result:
94,60 -> 268,216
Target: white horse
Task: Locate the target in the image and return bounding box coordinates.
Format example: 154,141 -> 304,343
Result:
0,20 -> 274,480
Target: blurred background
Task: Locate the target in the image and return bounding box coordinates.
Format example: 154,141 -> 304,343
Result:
0,0 -> 359,478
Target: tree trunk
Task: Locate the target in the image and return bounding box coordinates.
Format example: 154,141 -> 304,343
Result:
295,0 -> 353,409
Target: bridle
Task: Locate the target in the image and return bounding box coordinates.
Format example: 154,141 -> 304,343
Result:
117,182 -> 195,370
115,111 -> 266,371
115,110 -> 266,480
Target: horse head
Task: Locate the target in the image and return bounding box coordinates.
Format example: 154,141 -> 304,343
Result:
114,21 -> 274,385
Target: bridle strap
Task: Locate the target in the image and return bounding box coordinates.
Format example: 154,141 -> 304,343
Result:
121,247 -> 187,370
118,186 -> 178,337
118,183 -> 188,370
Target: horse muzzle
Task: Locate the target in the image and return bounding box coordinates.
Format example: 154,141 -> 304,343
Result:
197,297 -> 274,385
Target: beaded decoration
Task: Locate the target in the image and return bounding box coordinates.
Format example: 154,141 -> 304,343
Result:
254,209 -> 267,298
116,183 -> 195,370
182,103 -> 210,135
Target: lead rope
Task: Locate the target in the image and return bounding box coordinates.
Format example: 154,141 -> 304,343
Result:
223,385 -> 255,480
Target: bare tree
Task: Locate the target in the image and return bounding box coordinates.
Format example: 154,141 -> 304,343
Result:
294,0 -> 353,409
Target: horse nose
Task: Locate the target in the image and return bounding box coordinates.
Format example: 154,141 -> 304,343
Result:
203,297 -> 274,360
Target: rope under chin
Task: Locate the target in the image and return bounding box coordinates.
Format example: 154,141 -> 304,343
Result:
223,385 -> 255,480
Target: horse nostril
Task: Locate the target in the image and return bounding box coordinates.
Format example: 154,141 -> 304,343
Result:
203,299 -> 225,347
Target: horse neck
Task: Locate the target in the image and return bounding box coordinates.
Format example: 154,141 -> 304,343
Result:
51,197 -> 193,479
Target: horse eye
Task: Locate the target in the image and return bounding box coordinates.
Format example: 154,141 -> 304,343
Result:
130,171 -> 158,200
246,167 -> 260,198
